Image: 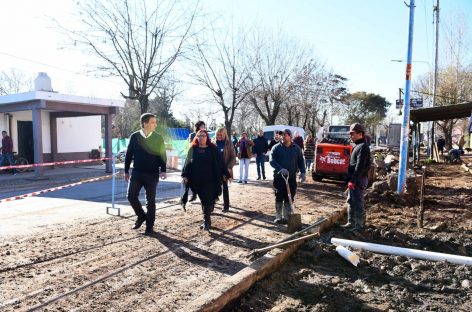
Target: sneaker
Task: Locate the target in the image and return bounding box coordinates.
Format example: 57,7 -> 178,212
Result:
238,180 -> 243,184
244,181 -> 247,184
256,177 -> 261,180
273,218 -> 283,224
263,176 -> 266,180
280,218 -> 288,225
200,222 -> 210,230
340,222 -> 353,228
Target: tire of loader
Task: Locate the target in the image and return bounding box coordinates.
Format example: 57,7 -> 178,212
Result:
312,172 -> 323,182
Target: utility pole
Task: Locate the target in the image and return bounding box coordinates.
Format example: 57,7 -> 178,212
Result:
397,0 -> 416,194
429,0 -> 440,158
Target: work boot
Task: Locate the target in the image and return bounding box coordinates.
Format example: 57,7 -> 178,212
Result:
273,201 -> 283,223
352,216 -> 365,231
341,206 -> 354,228
283,201 -> 293,218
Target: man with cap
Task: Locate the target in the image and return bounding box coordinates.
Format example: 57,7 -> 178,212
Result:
269,129 -> 306,224
343,123 -> 371,230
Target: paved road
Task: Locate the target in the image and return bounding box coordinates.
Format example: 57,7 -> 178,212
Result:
0,161 -> 273,239
0,171 -> 183,239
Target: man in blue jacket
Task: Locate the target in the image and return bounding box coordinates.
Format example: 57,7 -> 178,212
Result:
343,123 -> 371,230
269,129 -> 306,224
253,130 -> 270,180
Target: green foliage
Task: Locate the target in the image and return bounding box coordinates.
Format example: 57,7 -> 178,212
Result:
342,91 -> 391,133
423,158 -> 435,164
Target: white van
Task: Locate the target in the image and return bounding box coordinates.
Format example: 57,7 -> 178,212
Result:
262,125 -> 305,141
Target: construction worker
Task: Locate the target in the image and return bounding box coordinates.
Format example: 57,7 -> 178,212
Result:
269,129 -> 306,224
342,123 -> 371,231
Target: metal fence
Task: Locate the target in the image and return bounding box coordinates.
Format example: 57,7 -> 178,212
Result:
107,156 -> 186,216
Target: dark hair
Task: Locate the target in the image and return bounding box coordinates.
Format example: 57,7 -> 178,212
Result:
191,130 -> 216,149
194,121 -> 206,132
1,131 -> 6,134
140,113 -> 156,127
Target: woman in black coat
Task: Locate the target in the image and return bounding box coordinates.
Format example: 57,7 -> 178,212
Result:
182,130 -> 226,230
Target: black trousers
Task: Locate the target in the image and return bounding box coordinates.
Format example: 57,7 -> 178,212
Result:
127,170 -> 159,229
193,181 -> 216,206
222,180 -> 229,207
273,175 -> 296,203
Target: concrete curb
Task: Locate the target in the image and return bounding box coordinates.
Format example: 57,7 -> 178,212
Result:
181,207 -> 347,312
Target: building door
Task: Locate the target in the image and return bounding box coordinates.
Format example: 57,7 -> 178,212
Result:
17,121 -> 34,164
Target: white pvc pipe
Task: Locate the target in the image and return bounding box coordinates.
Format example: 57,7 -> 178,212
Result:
331,238 -> 472,266
336,245 -> 360,267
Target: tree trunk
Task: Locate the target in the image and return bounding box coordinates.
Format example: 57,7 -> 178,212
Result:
139,94 -> 149,114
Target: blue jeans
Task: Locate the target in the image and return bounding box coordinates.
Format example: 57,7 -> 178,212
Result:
256,154 -> 266,178
347,176 -> 368,226
305,160 -> 313,171
0,153 -> 16,174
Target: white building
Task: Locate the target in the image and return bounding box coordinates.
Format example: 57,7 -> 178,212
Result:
0,74 -> 123,176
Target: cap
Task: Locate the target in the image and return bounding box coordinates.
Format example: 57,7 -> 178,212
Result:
283,129 -> 292,137
349,123 -> 365,133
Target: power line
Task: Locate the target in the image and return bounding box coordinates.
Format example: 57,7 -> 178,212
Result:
410,89 -> 471,102
0,50 -> 124,87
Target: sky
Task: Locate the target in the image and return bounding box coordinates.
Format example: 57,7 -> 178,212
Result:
1,0 -> 471,122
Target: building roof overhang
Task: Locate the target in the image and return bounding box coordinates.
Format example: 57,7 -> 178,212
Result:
0,91 -> 123,114
410,102 -> 472,122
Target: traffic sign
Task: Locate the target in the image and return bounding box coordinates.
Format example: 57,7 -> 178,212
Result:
395,98 -> 423,109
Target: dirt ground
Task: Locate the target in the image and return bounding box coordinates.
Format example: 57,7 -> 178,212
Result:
232,163 -> 472,312
0,163 -> 471,311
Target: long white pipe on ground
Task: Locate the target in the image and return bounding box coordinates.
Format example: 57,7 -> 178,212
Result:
331,237 -> 472,266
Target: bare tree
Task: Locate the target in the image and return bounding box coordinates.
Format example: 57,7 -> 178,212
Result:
286,61 -> 345,134
245,31 -> 311,125
112,99 -> 141,138
234,100 -> 265,135
66,0 -> 199,113
189,24 -> 255,134
414,13 -> 472,149
0,69 -> 31,95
